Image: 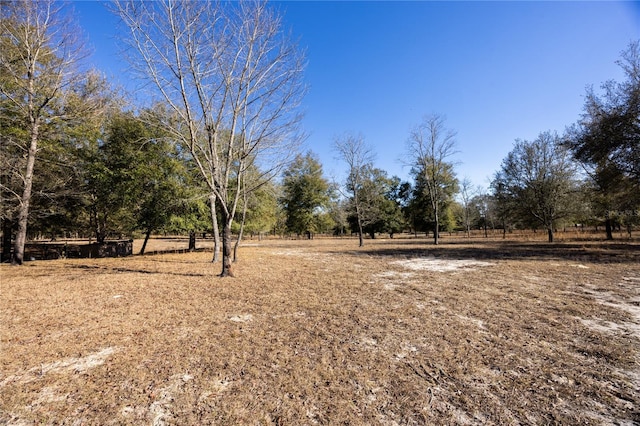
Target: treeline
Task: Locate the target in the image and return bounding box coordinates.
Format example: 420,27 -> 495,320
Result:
1,1 -> 639,271
290,41 -> 640,245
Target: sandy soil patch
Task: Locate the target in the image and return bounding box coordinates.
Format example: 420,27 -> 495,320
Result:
228,314 -> 253,323
0,347 -> 117,388
391,257 -> 494,272
580,278 -> 640,339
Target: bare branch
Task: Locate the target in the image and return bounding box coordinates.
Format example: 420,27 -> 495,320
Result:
114,0 -> 306,276
406,113 -> 459,244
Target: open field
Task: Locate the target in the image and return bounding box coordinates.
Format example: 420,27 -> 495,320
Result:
1,237 -> 639,425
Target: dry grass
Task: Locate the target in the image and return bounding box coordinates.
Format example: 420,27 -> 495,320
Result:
1,237 -> 639,425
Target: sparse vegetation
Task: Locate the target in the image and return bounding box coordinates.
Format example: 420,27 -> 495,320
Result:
1,236 -> 639,424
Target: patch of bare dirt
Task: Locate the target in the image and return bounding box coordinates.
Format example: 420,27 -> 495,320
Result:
1,237 -> 639,424
392,257 -> 494,272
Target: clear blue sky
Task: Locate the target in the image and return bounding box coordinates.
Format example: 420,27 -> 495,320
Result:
74,1 -> 640,190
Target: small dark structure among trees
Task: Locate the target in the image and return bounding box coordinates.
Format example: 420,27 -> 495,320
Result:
0,239 -> 132,262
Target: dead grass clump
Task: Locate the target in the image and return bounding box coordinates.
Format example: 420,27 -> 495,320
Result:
1,238 -> 639,424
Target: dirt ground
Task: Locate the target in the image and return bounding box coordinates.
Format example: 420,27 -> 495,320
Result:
1,237 -> 639,425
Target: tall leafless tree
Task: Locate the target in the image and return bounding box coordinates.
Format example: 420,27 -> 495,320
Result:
209,193 -> 221,262
406,114 -> 458,245
333,133 -> 375,247
115,0 -> 306,277
458,177 -> 476,238
0,0 -> 88,264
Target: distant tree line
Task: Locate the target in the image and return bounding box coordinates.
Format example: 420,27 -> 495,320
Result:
2,0 -> 639,272
304,43 -> 640,245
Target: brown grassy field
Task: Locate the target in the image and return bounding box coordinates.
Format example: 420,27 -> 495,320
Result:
1,237 -> 639,425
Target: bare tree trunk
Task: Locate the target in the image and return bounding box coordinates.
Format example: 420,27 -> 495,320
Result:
12,126 -> 39,265
433,207 -> 439,245
139,227 -> 152,255
547,227 -> 554,243
233,223 -> 244,262
188,231 -> 196,251
210,193 -> 220,262
605,217 -> 613,240
356,207 -> 364,247
220,214 -> 234,277
233,189 -> 248,262
90,202 -> 107,244
97,211 -> 107,244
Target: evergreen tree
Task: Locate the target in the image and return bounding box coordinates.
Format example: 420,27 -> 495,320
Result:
492,132 -> 578,242
280,152 -> 330,238
567,41 -> 640,239
0,0 -> 95,263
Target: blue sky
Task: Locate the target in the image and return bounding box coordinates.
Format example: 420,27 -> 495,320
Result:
74,1 -> 640,190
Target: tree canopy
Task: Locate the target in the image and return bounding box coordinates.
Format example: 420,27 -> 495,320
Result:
280,152 -> 331,237
566,41 -> 640,239
492,132 -> 578,242
0,0 -> 99,264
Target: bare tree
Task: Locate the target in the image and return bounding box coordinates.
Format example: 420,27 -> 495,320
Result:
333,133 -> 375,247
209,193 -> 221,262
406,114 -> 458,245
0,0 -> 88,265
115,0 -> 306,277
458,177 -> 476,238
472,188 -> 493,238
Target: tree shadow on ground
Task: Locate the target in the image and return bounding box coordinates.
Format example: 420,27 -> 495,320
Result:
345,240 -> 640,265
66,264 -> 208,277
